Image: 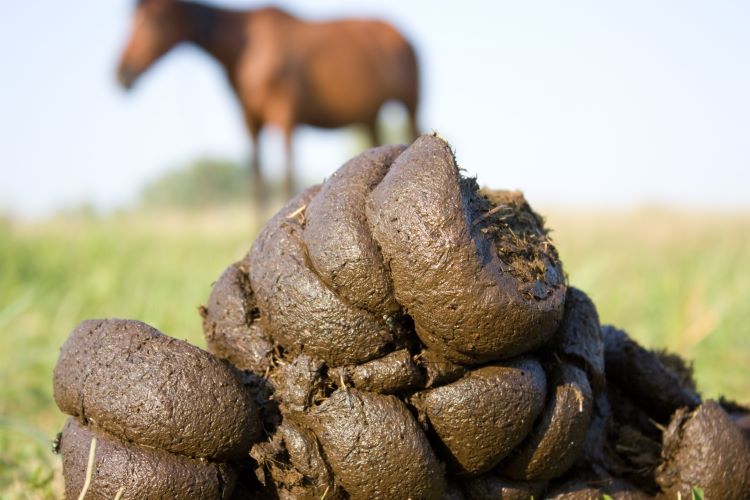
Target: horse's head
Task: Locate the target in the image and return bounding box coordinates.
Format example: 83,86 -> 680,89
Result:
116,0 -> 188,90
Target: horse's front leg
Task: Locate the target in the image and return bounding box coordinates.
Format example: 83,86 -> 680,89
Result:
249,127 -> 264,204
282,125 -> 295,201
245,118 -> 268,226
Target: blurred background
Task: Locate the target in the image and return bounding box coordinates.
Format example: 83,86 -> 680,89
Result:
1,0 -> 749,497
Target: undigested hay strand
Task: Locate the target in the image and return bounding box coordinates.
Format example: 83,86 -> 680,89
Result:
77,436 -> 97,500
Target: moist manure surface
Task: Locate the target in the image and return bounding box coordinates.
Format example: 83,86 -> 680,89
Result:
51,134 -> 750,500
467,183 -> 563,301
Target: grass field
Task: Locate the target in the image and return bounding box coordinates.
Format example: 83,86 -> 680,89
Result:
1,205 -> 748,498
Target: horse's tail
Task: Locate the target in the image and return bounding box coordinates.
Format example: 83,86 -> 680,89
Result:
398,38 -> 421,139
365,21 -> 421,138
379,25 -> 420,138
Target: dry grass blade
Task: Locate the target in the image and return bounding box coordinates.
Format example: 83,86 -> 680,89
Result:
471,205 -> 510,226
286,203 -> 307,221
77,436 -> 97,500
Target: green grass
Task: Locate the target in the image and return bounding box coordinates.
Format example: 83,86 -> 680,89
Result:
1,205 -> 748,497
546,208 -> 750,402
0,207 -> 256,498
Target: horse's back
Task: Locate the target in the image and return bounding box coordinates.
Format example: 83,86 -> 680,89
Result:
288,17 -> 419,127
307,18 -> 418,99
241,9 -> 419,128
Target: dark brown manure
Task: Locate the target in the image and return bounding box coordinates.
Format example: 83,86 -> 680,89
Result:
656,401 -> 750,499
367,134 -> 566,364
502,363 -> 593,480
51,134 -> 750,499
59,418 -> 237,499
306,388 -> 446,500
414,358 -> 547,475
53,319 -> 261,460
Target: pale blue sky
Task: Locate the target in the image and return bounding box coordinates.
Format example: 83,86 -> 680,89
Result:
1,1 -> 749,217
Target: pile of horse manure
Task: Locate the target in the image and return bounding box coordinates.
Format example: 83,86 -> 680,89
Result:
53,135 -> 750,499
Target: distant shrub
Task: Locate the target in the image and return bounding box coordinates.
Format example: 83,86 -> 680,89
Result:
139,158 -> 250,209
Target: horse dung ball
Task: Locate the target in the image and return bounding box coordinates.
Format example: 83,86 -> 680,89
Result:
52,134 -> 750,499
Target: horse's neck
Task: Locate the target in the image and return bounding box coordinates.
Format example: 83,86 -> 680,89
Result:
183,2 -> 247,74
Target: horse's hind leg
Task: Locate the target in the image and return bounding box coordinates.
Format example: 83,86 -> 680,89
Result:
366,120 -> 382,148
283,126 -> 295,201
248,125 -> 267,225
407,106 -> 420,142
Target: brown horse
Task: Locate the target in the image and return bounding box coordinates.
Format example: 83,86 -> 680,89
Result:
117,0 -> 420,204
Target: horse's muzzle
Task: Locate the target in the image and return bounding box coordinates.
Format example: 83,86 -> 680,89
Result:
116,65 -> 137,90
